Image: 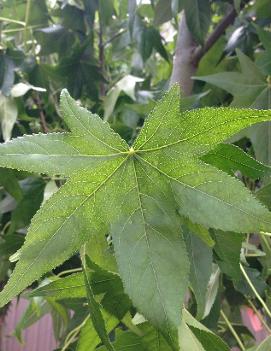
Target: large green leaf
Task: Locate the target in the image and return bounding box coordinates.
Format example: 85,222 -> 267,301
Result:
1,86 -> 271,346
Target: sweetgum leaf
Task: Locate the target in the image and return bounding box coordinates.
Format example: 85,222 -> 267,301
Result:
1,85 -> 271,345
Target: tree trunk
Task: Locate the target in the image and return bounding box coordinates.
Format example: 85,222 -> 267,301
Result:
170,12 -> 197,96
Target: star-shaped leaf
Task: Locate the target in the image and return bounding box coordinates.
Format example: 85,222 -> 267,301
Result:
0,85 -> 271,345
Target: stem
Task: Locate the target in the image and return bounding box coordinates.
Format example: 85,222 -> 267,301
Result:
102,28 -> 127,48
260,231 -> 271,238
220,310 -> 245,351
33,94 -> 49,133
0,17 -> 25,26
57,267 -> 82,278
24,0 -> 31,49
240,264 -> 271,320
61,316 -> 89,351
2,25 -> 40,34
98,10 -> 106,97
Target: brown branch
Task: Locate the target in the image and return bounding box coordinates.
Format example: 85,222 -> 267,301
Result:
102,28 -> 127,48
33,94 -> 49,133
193,7 -> 237,66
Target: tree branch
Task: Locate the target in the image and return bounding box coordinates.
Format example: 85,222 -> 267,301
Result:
170,13 -> 197,96
33,94 -> 48,133
170,6 -> 238,96
193,7 -> 237,66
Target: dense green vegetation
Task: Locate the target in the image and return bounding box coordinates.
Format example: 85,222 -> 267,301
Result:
1,1 -> 271,350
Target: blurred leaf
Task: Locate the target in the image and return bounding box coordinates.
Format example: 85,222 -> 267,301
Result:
154,0 -> 172,26
183,225 -> 212,319
194,49 -> 266,107
99,0 -> 115,26
60,4 -> 85,32
255,0 -> 271,19
11,83 -> 46,97
7,177 -> 45,235
183,0 -> 211,45
0,94 -> 17,141
14,297 -> 51,342
103,75 -> 143,120
234,267 -> 267,298
0,233 -> 24,258
234,0 -> 241,11
34,25 -> 75,56
0,168 -> 23,200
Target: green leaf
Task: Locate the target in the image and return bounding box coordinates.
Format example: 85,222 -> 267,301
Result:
183,226 -> 212,319
30,273 -> 85,299
77,312 -> 119,351
31,260 -> 131,320
256,183 -> 271,210
202,143 -> 270,180
183,0 -> 211,44
0,168 -> 22,200
97,330 -> 144,351
194,49 -> 266,107
181,217 -> 214,247
82,255 -> 115,351
194,49 -> 271,164
7,177 -> 45,235
1,85 -> 271,345
103,75 -> 143,121
211,230 -> 244,281
182,309 -> 229,351
98,322 -> 172,351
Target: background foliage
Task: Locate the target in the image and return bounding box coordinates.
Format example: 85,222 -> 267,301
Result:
1,0 -> 271,350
